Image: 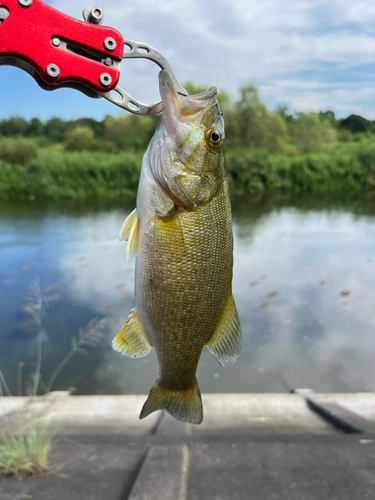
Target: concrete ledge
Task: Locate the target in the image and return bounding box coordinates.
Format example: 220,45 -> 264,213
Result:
2,393 -> 375,436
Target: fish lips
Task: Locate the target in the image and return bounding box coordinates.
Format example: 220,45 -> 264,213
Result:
159,70 -> 219,136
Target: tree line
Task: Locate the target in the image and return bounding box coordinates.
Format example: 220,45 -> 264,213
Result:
0,83 -> 374,158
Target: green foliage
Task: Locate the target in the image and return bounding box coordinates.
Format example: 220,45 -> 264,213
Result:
226,85 -> 288,153
43,117 -> 71,142
2,81 -> 375,199
0,367 -> 53,478
0,116 -> 29,137
226,141 -> 375,195
290,113 -> 337,153
0,137 -> 38,164
64,126 -> 95,152
0,148 -> 143,199
0,419 -> 54,477
1,142 -> 375,199
339,114 -> 373,133
103,115 -> 158,152
276,105 -> 296,124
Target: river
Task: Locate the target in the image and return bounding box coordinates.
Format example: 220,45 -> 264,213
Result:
1,193 -> 375,395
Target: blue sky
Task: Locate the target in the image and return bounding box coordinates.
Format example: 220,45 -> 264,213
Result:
1,0 -> 375,120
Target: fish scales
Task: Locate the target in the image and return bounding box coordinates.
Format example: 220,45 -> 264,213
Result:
137,175 -> 233,390
113,70 -> 241,424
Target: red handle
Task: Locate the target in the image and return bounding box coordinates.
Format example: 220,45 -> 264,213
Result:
0,0 -> 124,93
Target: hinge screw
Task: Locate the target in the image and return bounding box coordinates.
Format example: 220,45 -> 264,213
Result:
100,73 -> 112,87
51,37 -> 61,47
18,0 -> 32,6
104,37 -> 116,52
46,64 -> 60,79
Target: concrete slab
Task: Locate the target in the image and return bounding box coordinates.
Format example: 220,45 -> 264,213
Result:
155,412 -> 188,438
129,444 -> 189,500
0,396 -> 29,418
187,435 -> 375,500
0,436 -> 148,500
191,394 -> 335,435
2,393 -> 375,500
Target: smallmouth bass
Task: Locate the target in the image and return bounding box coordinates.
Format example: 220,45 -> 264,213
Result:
112,70 -> 241,424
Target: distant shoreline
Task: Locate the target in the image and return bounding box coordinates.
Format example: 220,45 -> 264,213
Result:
1,141 -> 375,200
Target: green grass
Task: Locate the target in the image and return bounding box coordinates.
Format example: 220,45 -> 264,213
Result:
1,141 -> 375,199
0,146 -> 143,200
0,279 -> 106,478
0,368 -> 54,478
226,141 -> 375,195
0,418 -> 54,477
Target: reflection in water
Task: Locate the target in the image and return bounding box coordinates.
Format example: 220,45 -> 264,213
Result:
1,194 -> 375,395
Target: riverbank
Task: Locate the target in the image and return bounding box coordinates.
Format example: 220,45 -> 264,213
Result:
1,141 -> 375,200
1,391 -> 375,499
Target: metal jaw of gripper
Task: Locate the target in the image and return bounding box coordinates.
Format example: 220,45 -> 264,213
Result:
101,39 -> 188,115
83,7 -> 188,115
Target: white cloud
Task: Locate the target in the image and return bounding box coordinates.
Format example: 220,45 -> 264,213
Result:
33,1 -> 375,117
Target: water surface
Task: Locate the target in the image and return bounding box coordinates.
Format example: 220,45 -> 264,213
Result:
1,194 -> 375,395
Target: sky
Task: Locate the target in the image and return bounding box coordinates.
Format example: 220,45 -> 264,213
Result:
1,0 -> 375,120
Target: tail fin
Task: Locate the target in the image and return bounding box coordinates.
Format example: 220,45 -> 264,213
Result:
140,378 -> 203,424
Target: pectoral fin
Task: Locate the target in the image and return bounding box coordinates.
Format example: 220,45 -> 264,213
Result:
119,208 -> 139,261
112,308 -> 152,358
206,292 -> 241,367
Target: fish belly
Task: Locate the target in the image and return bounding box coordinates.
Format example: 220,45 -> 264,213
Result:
136,179 -> 233,391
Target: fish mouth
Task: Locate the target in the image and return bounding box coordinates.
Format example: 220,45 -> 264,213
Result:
159,70 -> 181,135
159,70 -> 218,135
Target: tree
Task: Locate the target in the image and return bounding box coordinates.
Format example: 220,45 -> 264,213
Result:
103,115 -> 157,152
226,85 -> 288,153
339,114 -> 371,133
292,113 -> 336,153
26,118 -> 44,137
44,117 -> 71,142
0,116 -> 28,137
276,105 -> 296,124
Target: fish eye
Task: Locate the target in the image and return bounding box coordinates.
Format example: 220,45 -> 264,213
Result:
207,129 -> 223,147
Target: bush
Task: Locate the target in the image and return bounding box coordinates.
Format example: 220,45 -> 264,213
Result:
226,141 -> 375,195
0,137 -> 38,164
0,148 -> 143,199
224,85 -> 288,153
64,126 -> 95,152
103,115 -> 158,152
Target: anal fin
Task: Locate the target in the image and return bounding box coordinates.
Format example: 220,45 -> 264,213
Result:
112,308 -> 152,358
206,291 -> 241,367
119,208 -> 139,261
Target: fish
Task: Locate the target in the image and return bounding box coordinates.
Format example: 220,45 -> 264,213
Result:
112,70 -> 241,424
